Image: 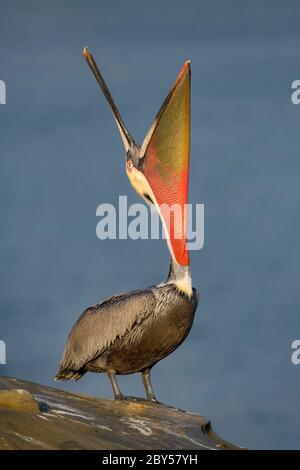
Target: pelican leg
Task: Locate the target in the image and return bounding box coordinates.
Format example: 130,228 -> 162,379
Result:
107,370 -> 123,400
141,368 -> 157,402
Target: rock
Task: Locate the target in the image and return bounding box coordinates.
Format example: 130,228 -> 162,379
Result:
0,375 -> 240,450
0,388 -> 40,414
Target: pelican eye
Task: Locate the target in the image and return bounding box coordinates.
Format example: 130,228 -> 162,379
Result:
127,160 -> 134,170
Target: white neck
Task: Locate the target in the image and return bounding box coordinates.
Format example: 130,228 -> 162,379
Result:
158,258 -> 193,297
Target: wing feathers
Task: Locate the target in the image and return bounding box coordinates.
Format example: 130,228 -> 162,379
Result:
56,290 -> 156,379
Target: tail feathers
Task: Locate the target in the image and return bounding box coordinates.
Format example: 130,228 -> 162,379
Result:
55,368 -> 85,382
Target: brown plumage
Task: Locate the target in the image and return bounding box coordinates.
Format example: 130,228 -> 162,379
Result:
56,283 -> 198,398
56,49 -> 199,401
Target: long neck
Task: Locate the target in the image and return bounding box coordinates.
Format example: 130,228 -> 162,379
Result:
166,257 -> 192,297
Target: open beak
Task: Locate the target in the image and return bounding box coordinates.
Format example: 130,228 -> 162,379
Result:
84,48 -> 191,267
138,61 -> 191,267
83,47 -> 136,152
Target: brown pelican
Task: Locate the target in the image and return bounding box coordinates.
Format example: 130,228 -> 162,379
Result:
55,49 -> 199,401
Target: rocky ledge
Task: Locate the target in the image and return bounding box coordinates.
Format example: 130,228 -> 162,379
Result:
0,375 -> 239,450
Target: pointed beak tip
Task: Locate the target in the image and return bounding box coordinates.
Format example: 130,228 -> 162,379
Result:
177,60 -> 191,78
83,47 -> 89,59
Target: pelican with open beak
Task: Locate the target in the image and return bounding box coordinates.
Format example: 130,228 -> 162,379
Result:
55,49 -> 198,401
